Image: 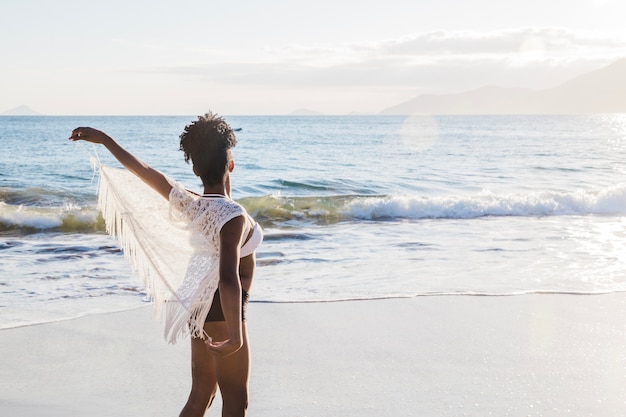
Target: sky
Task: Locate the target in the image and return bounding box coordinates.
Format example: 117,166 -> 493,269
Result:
2,0 -> 626,115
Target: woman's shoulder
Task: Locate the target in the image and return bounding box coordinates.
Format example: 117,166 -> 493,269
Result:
167,178 -> 194,198
205,197 -> 246,226
214,196 -> 245,214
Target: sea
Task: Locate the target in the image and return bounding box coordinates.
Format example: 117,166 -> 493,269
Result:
2,114 -> 626,329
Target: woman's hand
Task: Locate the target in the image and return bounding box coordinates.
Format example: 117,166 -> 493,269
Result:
68,127 -> 111,144
204,336 -> 243,358
68,127 -> 173,199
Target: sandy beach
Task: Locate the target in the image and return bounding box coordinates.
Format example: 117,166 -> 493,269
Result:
2,294 -> 626,416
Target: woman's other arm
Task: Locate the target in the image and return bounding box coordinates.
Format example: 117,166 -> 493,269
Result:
206,215 -> 246,357
69,127 -> 172,199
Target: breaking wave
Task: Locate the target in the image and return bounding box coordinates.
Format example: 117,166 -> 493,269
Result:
3,184 -> 625,233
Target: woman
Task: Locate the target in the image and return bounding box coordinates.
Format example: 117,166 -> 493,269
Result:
70,112 -> 262,417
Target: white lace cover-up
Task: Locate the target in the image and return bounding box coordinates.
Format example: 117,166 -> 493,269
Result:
165,181 -> 246,342
97,165 -> 246,344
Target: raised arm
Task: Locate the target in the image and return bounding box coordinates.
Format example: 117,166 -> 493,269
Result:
69,127 -> 172,199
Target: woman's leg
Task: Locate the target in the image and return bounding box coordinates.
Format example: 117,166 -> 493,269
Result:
179,336 -> 219,417
204,321 -> 251,417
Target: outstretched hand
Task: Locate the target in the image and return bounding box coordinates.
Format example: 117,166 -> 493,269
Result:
204,336 -> 243,358
69,127 -> 111,144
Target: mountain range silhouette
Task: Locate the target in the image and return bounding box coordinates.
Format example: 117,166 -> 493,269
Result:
381,58 -> 626,115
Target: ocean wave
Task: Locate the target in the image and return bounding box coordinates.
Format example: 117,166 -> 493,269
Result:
3,184 -> 624,233
343,185 -> 626,220
270,178 -> 373,194
242,184 -> 626,224
0,202 -> 104,233
0,186 -> 92,206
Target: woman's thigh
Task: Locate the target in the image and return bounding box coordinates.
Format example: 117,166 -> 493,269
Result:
189,336 -> 218,389
204,322 -> 250,396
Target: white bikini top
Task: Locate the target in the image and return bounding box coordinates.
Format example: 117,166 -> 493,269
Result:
241,221 -> 263,258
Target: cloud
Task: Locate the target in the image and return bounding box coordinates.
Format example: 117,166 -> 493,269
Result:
379,27 -> 626,57
145,27 -> 626,94
259,27 -> 626,66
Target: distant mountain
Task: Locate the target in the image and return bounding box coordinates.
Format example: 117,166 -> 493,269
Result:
1,105 -> 42,116
288,108 -> 324,116
381,58 -> 626,115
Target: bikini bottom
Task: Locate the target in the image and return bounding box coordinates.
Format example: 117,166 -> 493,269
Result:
205,288 -> 249,322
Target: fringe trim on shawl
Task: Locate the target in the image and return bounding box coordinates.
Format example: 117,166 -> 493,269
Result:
164,274 -> 219,342
97,165 -> 193,342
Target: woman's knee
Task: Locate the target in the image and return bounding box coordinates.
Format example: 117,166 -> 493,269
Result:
221,391 -> 248,417
188,366 -> 218,407
179,386 -> 218,417
190,384 -> 217,401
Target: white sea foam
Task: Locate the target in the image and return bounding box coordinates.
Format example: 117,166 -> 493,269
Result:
343,185 -> 626,220
0,202 -> 99,230
0,202 -> 64,229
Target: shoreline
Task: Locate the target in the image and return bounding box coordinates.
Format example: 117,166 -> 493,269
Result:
2,293 -> 626,416
4,289 -> 626,331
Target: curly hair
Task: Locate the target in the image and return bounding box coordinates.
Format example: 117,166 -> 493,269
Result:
179,112 -> 237,186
